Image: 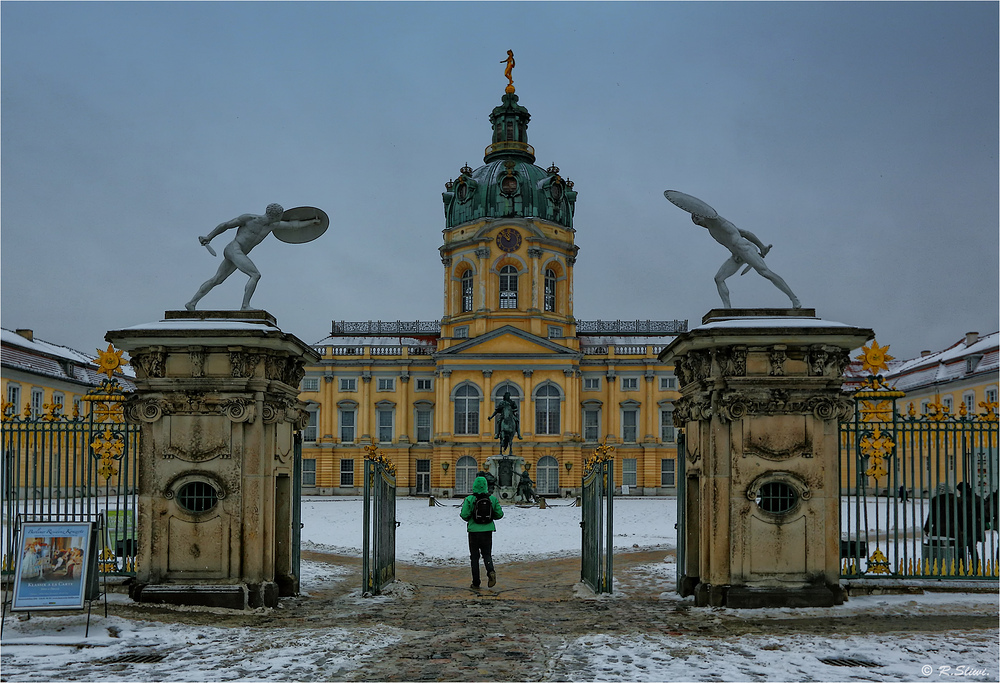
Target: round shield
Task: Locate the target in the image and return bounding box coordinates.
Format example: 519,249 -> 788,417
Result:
274,206 -> 330,244
663,190 -> 718,219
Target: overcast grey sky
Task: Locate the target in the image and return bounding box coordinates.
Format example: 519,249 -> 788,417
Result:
2,2 -> 997,360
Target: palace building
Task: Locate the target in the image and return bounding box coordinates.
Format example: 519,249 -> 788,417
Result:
300,78 -> 687,498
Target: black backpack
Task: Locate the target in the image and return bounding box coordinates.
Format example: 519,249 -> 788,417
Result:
472,493 -> 494,524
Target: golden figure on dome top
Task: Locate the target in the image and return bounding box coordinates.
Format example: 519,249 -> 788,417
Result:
501,50 -> 515,93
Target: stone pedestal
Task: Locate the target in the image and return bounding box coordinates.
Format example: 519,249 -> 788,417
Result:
660,309 -> 872,608
107,311 -> 319,609
485,454 -> 525,502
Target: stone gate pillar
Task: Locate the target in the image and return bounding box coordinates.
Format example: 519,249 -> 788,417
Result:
107,311 -> 319,609
660,309 -> 872,608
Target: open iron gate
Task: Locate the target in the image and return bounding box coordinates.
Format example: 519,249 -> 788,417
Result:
841,365 -> 998,581
581,442 -> 614,594
362,445 -> 397,596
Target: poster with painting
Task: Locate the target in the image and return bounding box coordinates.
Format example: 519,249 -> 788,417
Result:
11,522 -> 98,611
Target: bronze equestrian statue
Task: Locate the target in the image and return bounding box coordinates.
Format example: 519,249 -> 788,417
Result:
488,390 -> 521,456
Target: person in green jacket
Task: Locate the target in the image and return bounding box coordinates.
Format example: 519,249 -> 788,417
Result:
460,475 -> 505,588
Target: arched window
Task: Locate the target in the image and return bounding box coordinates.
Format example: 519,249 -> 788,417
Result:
461,269 -> 474,313
536,456 -> 559,495
456,455 -> 478,495
454,384 -> 481,435
544,268 -> 557,312
499,265 -> 518,309
535,384 -> 561,435
493,383 -> 521,405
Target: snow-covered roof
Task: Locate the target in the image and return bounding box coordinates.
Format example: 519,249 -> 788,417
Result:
888,331 -> 999,392
1,328 -> 135,385
315,336 -> 437,347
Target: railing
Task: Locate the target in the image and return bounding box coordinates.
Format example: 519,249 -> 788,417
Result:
576,320 -> 687,335
1,377 -> 139,577
484,141 -> 535,159
332,321 -> 441,336
615,345 -> 646,355
840,375 -> 999,581
581,346 -> 608,355
370,346 -> 402,356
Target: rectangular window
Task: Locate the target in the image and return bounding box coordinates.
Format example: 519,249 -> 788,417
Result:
340,409 -> 356,443
416,409 -> 432,443
942,396 -> 953,413
623,458 -> 637,487
339,378 -> 357,392
583,409 -> 600,442
340,459 -> 354,487
301,377 -> 320,392
377,378 -> 395,392
622,409 -> 638,442
52,393 -> 64,412
661,459 -> 676,487
547,326 -> 563,339
304,408 -> 319,442
454,326 -> 469,339
659,376 -> 677,391
73,397 -> 82,418
987,388 -> 998,405
416,378 -> 433,392
6,384 -> 21,413
583,377 -> 601,391
661,408 -> 675,442
921,400 -> 930,416
621,377 -> 639,391
377,409 -> 393,442
302,459 -> 317,487
963,392 -> 976,414
30,388 -> 44,419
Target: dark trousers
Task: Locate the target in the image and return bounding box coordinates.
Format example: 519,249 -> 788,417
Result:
468,531 -> 495,585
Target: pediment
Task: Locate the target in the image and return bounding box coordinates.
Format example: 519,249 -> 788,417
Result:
438,325 -> 578,357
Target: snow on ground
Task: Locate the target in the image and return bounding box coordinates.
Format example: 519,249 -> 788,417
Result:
2,497 -> 998,682
300,495 -> 674,564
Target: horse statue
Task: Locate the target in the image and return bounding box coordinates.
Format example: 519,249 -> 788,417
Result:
488,390 -> 521,456
924,482 -> 999,570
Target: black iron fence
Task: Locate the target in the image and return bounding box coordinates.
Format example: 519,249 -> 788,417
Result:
2,378 -> 139,576
841,382 -> 998,581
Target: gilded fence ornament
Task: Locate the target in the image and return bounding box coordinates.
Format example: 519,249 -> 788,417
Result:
860,427 -> 894,480
363,438 -> 396,476
583,437 -> 615,476
94,344 -> 128,380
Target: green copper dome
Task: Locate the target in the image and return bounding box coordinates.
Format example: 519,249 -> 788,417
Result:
443,92 -> 577,229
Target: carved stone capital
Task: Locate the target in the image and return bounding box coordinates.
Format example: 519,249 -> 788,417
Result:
474,246 -> 491,259
715,345 -> 747,377
125,396 -> 166,423
221,397 -> 256,423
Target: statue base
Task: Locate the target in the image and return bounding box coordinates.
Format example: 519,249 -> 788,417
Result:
484,454 -> 525,502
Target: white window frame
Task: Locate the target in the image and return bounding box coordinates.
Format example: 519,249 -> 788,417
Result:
621,377 -> 639,391
415,407 -> 432,443
377,407 -> 394,443
304,407 -> 319,442
415,378 -> 433,392
622,407 -> 639,443
583,377 -> 601,391
302,459 -> 317,487
461,268 -> 474,313
986,387 -> 998,405
942,396 -> 953,414
583,407 -> 601,442
377,377 -> 396,392
534,383 -> 562,436
339,377 -> 357,392
301,377 -> 320,392
661,459 -> 676,487
454,383 -> 481,435
339,408 -> 356,443
30,388 -> 44,419
547,326 -> 563,339
543,268 -> 557,313
963,392 -> 976,415
6,383 -> 21,413
499,265 -> 518,309
622,458 -> 638,487
340,459 -> 355,487
659,376 -> 677,391
660,406 -> 675,443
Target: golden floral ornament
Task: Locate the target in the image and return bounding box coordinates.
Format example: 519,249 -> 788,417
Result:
583,437 -> 616,475
867,548 -> 891,575
861,427 -> 894,480
979,400 -> 998,422
363,438 -> 396,476
859,400 -> 893,423
856,340 -> 894,376
94,344 -> 128,380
